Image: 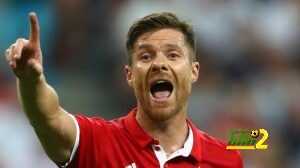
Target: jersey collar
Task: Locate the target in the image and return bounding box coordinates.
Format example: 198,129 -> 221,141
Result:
123,107 -> 202,162
124,107 -> 155,148
187,119 -> 202,162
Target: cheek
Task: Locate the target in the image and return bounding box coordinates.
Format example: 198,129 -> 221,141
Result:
178,75 -> 192,93
173,63 -> 193,92
132,64 -> 149,91
174,62 -> 193,81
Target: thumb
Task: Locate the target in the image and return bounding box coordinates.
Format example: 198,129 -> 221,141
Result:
28,59 -> 43,75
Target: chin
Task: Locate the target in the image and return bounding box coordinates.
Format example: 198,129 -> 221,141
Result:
146,105 -> 179,121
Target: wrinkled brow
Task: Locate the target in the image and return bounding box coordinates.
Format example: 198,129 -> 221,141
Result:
136,44 -> 154,50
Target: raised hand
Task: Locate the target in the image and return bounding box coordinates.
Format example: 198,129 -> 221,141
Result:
5,12 -> 43,81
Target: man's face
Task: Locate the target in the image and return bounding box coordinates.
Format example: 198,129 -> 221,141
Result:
126,28 -> 199,121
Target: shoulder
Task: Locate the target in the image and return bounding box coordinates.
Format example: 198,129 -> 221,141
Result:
66,114 -> 128,168
74,114 -> 125,131
72,114 -> 127,151
194,129 -> 243,167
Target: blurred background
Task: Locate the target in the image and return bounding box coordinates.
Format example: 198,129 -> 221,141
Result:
0,0 -> 300,167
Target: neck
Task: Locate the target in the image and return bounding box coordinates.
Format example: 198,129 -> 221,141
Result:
136,105 -> 189,155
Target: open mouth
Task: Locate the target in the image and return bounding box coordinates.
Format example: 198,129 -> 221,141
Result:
150,80 -> 173,100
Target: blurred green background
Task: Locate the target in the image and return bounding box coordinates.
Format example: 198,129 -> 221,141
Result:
0,0 -> 300,167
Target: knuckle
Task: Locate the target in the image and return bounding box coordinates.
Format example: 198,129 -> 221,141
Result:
16,39 -> 21,44
17,38 -> 25,43
11,43 -> 16,49
21,38 -> 28,43
25,39 -> 30,45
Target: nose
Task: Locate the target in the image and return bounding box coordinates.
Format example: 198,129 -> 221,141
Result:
151,52 -> 169,72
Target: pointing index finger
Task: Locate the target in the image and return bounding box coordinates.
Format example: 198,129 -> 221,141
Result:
29,12 -> 40,45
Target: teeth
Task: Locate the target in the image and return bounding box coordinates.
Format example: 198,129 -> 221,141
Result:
156,80 -> 167,84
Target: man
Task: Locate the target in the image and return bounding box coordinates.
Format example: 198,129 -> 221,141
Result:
5,12 -> 243,168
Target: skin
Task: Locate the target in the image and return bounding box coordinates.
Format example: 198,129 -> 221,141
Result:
5,13 -> 76,165
5,12 -> 199,164
126,28 -> 199,154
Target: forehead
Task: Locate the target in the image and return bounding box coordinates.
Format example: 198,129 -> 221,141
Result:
134,28 -> 186,50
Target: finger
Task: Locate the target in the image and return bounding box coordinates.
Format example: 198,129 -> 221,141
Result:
28,12 -> 40,45
5,49 -> 13,67
5,44 -> 14,62
10,60 -> 16,69
5,48 -> 11,62
6,44 -> 16,61
14,38 -> 27,60
11,43 -> 16,52
9,44 -> 18,68
10,43 -> 19,60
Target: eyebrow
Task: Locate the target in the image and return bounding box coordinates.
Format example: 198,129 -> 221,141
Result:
136,44 -> 154,50
164,44 -> 181,49
136,43 -> 182,50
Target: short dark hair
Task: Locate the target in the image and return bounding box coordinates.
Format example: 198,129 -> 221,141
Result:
126,12 -> 196,65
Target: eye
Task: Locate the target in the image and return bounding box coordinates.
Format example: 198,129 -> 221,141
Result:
140,52 -> 152,62
167,52 -> 180,60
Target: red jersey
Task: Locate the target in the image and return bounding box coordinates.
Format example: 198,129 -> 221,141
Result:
67,108 -> 243,168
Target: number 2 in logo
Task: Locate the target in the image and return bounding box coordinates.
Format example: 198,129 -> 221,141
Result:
255,129 -> 268,149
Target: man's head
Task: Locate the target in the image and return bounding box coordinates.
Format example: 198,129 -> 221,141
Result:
125,12 -> 199,121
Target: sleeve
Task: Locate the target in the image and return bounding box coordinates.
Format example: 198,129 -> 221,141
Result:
66,114 -> 108,168
235,150 -> 244,168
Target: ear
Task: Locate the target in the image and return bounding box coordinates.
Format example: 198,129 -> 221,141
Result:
191,61 -> 200,83
125,65 -> 133,87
